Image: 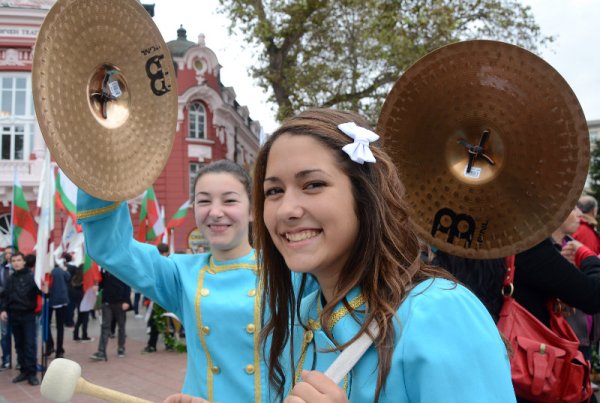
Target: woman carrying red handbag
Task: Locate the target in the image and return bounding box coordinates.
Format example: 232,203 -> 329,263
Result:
434,207 -> 600,403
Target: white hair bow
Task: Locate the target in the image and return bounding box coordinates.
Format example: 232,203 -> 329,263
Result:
337,122 -> 379,164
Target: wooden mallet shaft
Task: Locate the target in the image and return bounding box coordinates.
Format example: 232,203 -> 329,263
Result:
76,377 -> 152,403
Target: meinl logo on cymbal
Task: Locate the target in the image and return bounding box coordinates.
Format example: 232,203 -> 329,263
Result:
144,54 -> 171,96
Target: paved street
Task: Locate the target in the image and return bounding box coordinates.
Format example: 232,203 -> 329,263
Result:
0,311 -> 187,402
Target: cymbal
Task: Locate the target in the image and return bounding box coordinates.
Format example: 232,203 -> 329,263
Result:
33,0 -> 177,201
377,40 -> 589,259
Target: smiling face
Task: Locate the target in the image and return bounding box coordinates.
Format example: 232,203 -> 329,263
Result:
194,172 -> 252,261
263,134 -> 359,292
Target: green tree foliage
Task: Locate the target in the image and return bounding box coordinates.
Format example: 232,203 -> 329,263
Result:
218,0 -> 552,122
588,138 -> 600,203
153,304 -> 187,352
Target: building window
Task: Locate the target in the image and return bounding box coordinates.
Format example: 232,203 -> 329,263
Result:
1,76 -> 30,117
0,74 -> 35,160
2,124 -> 25,160
189,162 -> 203,198
188,102 -> 206,139
0,213 -> 10,249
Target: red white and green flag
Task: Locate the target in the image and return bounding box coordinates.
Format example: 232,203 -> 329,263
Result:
55,169 -> 81,232
136,186 -> 165,244
82,252 -> 101,294
166,200 -> 191,229
11,171 -> 37,252
79,252 -> 102,312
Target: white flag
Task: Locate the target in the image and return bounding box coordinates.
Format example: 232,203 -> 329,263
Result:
80,287 -> 97,312
34,150 -> 55,289
161,206 -> 168,244
62,216 -> 84,253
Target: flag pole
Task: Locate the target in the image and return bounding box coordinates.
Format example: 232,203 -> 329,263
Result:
41,290 -> 49,375
59,210 -> 65,251
10,168 -> 16,250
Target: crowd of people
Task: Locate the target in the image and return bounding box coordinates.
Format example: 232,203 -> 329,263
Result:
2,108 -> 600,402
0,246 -> 192,387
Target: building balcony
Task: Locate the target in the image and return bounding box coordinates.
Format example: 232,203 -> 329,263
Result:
0,158 -> 43,205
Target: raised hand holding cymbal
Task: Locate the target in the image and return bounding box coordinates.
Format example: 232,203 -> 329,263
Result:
33,0 -> 177,201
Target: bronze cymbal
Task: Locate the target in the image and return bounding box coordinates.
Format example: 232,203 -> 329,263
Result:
377,40 -> 589,259
33,0 -> 177,201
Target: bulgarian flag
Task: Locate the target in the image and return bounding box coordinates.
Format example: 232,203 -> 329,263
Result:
166,200 -> 191,229
136,186 -> 165,244
82,253 -> 101,293
55,169 -> 81,232
11,171 -> 37,252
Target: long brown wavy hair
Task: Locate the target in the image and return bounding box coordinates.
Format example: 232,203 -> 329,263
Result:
253,108 -> 452,401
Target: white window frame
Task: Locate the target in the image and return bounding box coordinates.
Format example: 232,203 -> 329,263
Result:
0,74 -> 35,160
188,102 -> 206,139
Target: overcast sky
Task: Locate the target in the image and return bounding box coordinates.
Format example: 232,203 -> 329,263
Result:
151,0 -> 600,133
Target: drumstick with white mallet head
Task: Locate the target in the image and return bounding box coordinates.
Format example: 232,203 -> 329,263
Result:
41,358 -> 152,403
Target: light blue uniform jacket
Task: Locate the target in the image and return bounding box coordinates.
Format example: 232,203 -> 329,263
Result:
282,279 -> 516,402
77,190 -> 266,402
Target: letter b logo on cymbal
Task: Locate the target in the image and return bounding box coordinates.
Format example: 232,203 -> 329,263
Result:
145,54 -> 171,96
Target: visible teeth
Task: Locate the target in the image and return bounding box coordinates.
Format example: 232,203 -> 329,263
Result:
285,230 -> 319,242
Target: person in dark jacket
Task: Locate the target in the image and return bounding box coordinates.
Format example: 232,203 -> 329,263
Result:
0,252 -> 40,385
90,268 -> 131,361
0,247 -> 14,370
63,253 -> 78,327
45,263 -> 71,358
514,238 -> 600,329
72,264 -> 92,341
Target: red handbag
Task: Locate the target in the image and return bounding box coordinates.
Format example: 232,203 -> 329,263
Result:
497,256 -> 592,402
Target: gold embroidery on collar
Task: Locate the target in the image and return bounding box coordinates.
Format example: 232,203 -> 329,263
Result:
194,266 -> 214,400
308,319 -> 321,330
76,202 -> 120,220
209,254 -> 257,273
327,294 -> 366,331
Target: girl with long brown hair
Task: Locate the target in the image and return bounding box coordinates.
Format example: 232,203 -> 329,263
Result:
253,108 -> 515,402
